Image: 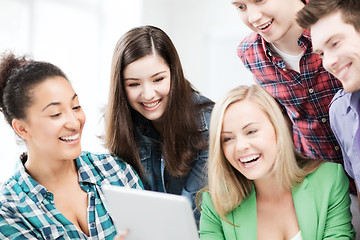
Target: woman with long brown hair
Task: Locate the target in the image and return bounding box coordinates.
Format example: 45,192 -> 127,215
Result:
105,25 -> 213,225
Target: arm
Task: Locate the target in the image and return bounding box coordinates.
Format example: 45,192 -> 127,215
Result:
323,164 -> 355,239
182,106 -> 212,226
357,184 -> 360,212
0,208 -> 42,239
115,157 -> 144,190
198,191 -> 225,240
181,146 -> 208,226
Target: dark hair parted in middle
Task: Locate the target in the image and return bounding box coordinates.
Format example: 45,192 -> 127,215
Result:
105,25 -> 211,178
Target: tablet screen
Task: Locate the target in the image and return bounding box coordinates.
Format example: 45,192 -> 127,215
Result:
102,184 -> 199,240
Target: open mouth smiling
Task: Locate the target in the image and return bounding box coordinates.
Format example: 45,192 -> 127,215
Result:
59,133 -> 79,142
257,19 -> 274,31
141,99 -> 161,109
239,153 -> 261,167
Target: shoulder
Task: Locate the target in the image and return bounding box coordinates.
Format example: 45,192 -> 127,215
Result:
200,191 -> 220,220
0,178 -> 20,204
238,32 -> 261,52
0,165 -> 32,205
193,92 -> 214,108
237,32 -> 263,57
77,151 -> 142,187
306,162 -> 348,189
202,190 -> 212,204
78,151 -> 129,170
329,89 -> 351,108
193,92 -> 214,131
329,90 -> 356,132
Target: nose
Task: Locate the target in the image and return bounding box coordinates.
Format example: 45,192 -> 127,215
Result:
64,111 -> 81,130
247,5 -> 262,24
322,51 -> 339,74
142,83 -> 156,101
235,136 -> 249,153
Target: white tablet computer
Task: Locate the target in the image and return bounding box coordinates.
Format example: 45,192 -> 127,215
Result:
102,184 -> 199,240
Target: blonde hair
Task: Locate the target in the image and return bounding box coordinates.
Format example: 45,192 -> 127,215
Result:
207,85 -> 323,221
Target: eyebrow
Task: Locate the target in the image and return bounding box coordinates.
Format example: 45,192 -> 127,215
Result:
231,0 -> 243,5
124,70 -> 167,81
42,93 -> 78,112
221,122 -> 256,133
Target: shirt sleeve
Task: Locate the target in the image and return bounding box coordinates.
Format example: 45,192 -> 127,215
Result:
181,107 -> 211,227
322,164 -> 355,239
198,191 -> 225,240
329,106 -> 354,179
113,156 -> 144,190
0,206 -> 41,239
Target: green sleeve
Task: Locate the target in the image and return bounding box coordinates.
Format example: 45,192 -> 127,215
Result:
199,191 -> 226,240
323,164 -> 355,239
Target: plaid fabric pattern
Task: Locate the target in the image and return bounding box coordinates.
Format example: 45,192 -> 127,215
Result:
0,151 -> 143,239
237,30 -> 343,164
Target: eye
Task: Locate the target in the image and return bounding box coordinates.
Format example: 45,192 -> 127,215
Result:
127,82 -> 140,87
247,129 -> 258,135
222,137 -> 233,143
50,113 -> 61,118
331,40 -> 339,48
154,77 -> 164,83
73,105 -> 81,111
237,4 -> 246,10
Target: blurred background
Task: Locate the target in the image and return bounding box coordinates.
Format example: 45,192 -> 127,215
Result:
0,0 -> 252,182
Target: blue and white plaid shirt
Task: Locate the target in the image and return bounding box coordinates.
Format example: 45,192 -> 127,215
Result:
0,151 -> 143,239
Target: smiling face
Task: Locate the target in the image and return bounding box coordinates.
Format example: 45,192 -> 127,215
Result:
311,10 -> 360,93
231,0 -> 304,45
221,100 -> 277,182
20,76 -> 86,162
123,54 -> 171,123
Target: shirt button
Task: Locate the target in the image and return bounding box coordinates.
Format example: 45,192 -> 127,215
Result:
90,223 -> 95,228
335,146 -> 340,151
283,68 -> 287,72
321,118 -> 327,123
308,88 -> 314,94
266,50 -> 272,57
91,196 -> 95,201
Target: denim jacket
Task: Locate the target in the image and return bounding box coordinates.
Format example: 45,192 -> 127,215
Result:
133,93 -> 213,226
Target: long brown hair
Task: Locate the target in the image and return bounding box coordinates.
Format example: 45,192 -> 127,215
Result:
105,25 -> 211,179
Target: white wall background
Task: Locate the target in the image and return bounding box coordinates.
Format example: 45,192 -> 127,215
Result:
0,0 -> 253,183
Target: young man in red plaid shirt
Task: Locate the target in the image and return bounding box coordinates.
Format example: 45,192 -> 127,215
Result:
232,0 -> 344,165
231,0 -> 360,225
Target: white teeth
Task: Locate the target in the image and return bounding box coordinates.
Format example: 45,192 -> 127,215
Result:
258,19 -> 273,30
337,66 -> 349,78
142,100 -> 160,108
60,133 -> 79,141
239,154 -> 260,163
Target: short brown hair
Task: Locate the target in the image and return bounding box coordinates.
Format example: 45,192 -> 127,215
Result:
296,0 -> 360,32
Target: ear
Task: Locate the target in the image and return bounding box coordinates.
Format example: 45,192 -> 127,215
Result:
12,119 -> 30,140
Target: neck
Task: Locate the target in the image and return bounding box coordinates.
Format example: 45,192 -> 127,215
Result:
272,26 -> 303,56
24,151 -> 78,188
271,1 -> 305,55
254,175 -> 291,201
151,118 -> 164,137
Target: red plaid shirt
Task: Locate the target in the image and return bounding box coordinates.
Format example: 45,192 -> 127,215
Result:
237,30 -> 343,164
